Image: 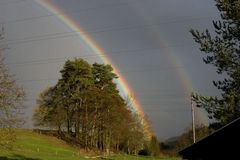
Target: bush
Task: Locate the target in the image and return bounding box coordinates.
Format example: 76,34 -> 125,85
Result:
138,149 -> 150,156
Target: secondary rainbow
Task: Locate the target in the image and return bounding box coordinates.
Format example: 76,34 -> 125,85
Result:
128,4 -> 208,125
35,0 -> 153,138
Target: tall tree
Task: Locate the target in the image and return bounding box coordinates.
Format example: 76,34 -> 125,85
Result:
33,58 -> 145,154
0,33 -> 25,149
190,0 -> 240,128
148,136 -> 160,156
57,58 -> 94,140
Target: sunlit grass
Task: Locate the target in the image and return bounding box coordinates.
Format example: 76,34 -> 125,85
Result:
104,154 -> 181,160
0,129 -> 85,160
0,129 -> 180,160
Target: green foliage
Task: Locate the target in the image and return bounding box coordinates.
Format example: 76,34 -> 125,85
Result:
175,125 -> 213,151
139,136 -> 160,157
33,58 -> 145,154
159,125 -> 213,156
0,128 -> 16,150
190,0 -> 240,128
32,87 -> 57,127
148,136 -> 160,156
93,63 -> 118,92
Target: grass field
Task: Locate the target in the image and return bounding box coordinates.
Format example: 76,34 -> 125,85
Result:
0,130 -> 180,160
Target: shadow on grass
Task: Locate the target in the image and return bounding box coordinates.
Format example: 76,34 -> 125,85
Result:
0,154 -> 41,160
99,157 -> 114,160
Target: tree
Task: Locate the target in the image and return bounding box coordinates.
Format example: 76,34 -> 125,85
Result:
0,33 -> 25,149
148,136 -> 160,156
175,125 -> 213,152
58,58 -> 94,140
32,87 -> 66,132
92,63 -> 118,92
33,58 -> 145,153
158,125 -> 213,156
190,0 -> 240,129
138,136 -> 160,157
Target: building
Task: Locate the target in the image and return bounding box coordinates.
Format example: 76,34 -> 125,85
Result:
179,118 -> 240,160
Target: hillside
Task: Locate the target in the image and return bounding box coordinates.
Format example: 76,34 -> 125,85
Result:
0,129 -> 86,160
0,130 -> 180,160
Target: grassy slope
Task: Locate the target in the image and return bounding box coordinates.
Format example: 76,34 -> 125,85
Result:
0,130 -> 180,160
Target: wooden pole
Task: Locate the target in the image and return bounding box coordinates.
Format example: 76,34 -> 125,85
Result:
191,96 -> 196,143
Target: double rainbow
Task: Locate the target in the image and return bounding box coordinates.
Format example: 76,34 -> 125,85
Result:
36,0 -> 153,138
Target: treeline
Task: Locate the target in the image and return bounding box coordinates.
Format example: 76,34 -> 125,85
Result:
33,58 -> 146,154
160,125 -> 213,156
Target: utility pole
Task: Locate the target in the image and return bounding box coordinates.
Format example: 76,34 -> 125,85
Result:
191,95 -> 196,143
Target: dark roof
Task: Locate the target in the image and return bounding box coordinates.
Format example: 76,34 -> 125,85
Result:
179,118 -> 240,160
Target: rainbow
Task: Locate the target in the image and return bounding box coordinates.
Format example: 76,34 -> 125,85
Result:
129,4 -> 208,125
151,32 -> 208,125
35,0 -> 153,138
147,32 -> 208,125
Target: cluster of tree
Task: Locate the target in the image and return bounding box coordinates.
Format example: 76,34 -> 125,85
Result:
138,136 -> 161,156
190,0 -> 240,129
33,58 -> 146,154
174,125 -> 213,151
160,125 -> 213,156
0,32 -> 25,149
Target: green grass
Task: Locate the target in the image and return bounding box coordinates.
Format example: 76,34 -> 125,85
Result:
0,129 -> 86,160
0,130 -> 180,160
104,155 -> 180,160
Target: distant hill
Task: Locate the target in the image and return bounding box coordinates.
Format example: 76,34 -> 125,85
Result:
160,136 -> 180,156
164,136 -> 179,144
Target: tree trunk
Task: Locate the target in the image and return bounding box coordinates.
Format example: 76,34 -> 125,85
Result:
84,104 -> 88,150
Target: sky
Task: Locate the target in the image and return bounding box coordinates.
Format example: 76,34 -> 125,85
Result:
0,0 -> 221,140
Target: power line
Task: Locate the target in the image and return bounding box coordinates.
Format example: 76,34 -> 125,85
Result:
3,15 -> 217,46
15,67 -> 188,83
24,96 -> 191,112
24,93 -> 216,100
24,97 -> 191,113
141,101 -> 189,105
0,0 -> 216,26
17,77 -> 219,99
6,45 -> 193,66
135,88 -> 217,92
23,87 -> 217,94
17,78 -> 57,83
136,92 -> 216,95
6,47 -> 195,67
120,66 -> 185,74
144,109 -> 189,113
143,102 -> 190,105
25,96 -> 188,102
0,0 -> 26,6
0,1 -> 139,25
